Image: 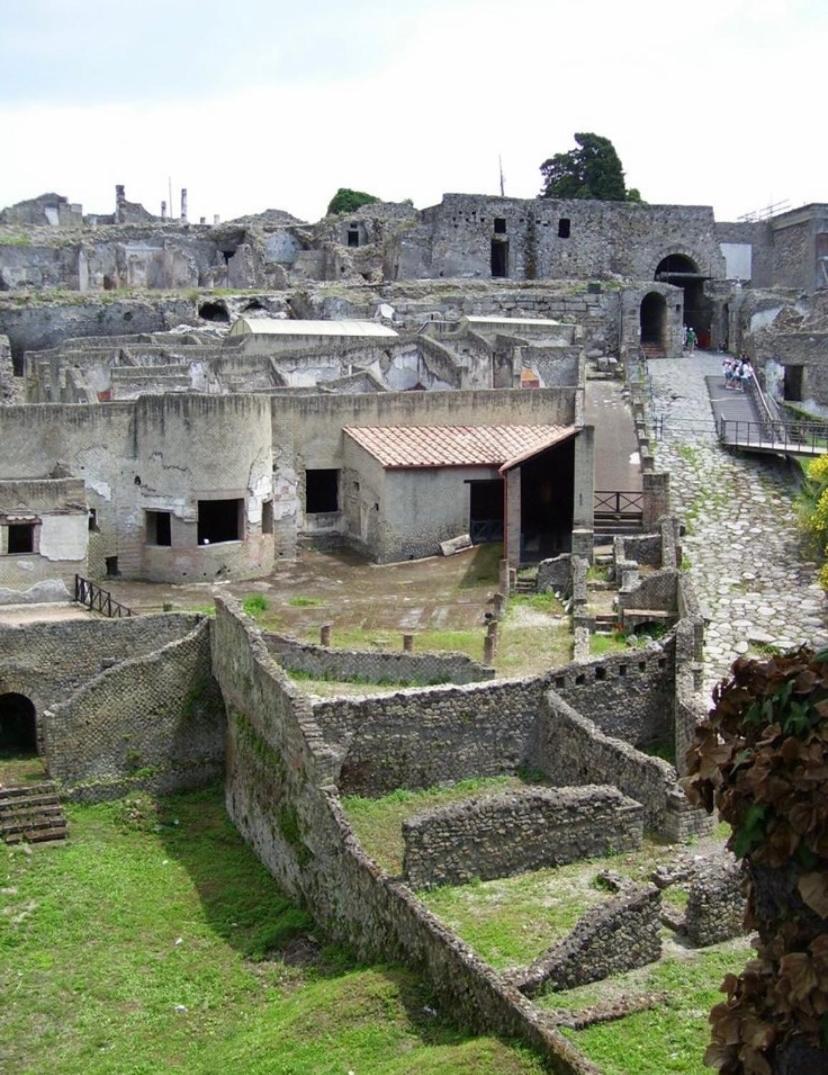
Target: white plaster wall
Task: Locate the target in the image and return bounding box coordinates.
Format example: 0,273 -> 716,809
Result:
39,513 -> 88,562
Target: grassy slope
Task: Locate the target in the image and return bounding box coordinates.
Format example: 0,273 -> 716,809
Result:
0,785 -> 546,1075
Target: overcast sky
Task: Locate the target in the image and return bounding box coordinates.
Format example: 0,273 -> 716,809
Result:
0,0 -> 824,224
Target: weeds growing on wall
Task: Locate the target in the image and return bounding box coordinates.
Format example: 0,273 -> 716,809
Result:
796,455 -> 828,589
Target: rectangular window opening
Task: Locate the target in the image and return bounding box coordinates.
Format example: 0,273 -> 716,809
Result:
493,217 -> 507,234
198,498 -> 243,545
105,555 -> 119,577
262,499 -> 274,535
88,508 -> 99,532
347,226 -> 360,248
145,510 -> 172,547
306,469 -> 339,514
558,218 -> 571,238
7,523 -> 35,554
784,365 -> 803,402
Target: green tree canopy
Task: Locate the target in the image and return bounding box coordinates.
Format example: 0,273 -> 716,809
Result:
326,188 -> 380,216
539,133 -> 641,202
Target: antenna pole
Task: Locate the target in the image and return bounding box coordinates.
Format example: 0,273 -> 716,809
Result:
498,155 -> 505,197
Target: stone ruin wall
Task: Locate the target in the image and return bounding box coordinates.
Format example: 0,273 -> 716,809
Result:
402,785 -> 643,890
264,631 -> 495,687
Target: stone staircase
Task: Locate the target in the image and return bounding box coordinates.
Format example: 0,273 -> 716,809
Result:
0,782 -> 67,844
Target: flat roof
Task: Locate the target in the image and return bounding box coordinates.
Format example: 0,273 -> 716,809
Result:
229,317 -> 398,338
344,424 -> 575,469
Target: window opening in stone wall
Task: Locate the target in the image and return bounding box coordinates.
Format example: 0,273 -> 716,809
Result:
7,523 -> 35,554
88,508 -> 99,532
145,510 -> 172,547
491,240 -> 509,278
0,693 -> 37,755
105,555 -> 119,577
493,217 -> 507,234
347,225 -> 360,248
784,365 -> 803,403
262,500 -> 273,535
306,470 -> 339,513
558,218 -> 571,238
198,499 -> 243,545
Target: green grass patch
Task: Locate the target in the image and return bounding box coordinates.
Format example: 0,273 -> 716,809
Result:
288,595 -> 324,608
590,632 -> 628,656
587,563 -> 610,583
456,543 -> 503,589
0,752 -> 47,786
551,942 -> 751,1075
0,784 -> 547,1074
508,592 -> 565,614
242,593 -> 268,617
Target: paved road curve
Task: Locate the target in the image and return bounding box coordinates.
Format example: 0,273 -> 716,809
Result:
647,352 -> 828,698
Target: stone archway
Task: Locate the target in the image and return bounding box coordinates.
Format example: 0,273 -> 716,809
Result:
0,693 -> 38,755
655,253 -> 711,345
640,292 -> 667,354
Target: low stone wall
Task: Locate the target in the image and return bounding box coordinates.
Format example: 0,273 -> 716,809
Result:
312,676 -> 547,796
537,554 -> 574,596
45,619 -> 225,799
264,631 -> 494,686
402,785 -> 643,890
685,853 -> 746,947
614,533 -> 663,567
618,568 -> 679,614
517,885 -> 662,996
536,689 -> 708,840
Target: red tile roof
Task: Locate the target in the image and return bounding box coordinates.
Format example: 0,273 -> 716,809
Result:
343,424 -> 576,469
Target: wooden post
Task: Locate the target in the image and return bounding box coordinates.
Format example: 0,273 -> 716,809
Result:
320,624 -> 332,646
402,633 -> 414,653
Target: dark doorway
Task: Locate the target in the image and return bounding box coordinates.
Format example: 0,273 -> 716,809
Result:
655,254 -> 711,343
347,225 -> 360,248
558,218 -> 571,239
198,301 -> 230,323
519,438 -> 575,562
640,292 -> 667,352
469,480 -> 504,543
198,499 -> 243,544
306,470 -> 339,513
784,365 -> 804,403
145,510 -> 172,546
491,240 -> 509,278
0,693 -> 37,755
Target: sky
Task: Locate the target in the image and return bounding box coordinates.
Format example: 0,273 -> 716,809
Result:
0,0 -> 825,224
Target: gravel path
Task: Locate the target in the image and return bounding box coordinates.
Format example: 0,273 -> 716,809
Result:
647,352 -> 828,697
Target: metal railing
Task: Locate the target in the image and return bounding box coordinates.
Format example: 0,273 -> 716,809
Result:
718,418 -> 828,455
470,519 -> 504,543
594,490 -> 644,515
74,575 -> 134,618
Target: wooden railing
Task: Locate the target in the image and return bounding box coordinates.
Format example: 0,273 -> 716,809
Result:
74,575 -> 133,618
594,490 -> 644,516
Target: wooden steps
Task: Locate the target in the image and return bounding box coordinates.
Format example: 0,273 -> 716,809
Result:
0,781 -> 68,844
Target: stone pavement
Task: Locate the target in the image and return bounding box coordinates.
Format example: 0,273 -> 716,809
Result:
647,352 -> 828,698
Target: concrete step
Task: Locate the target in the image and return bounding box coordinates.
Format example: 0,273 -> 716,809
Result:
0,782 -> 57,800
0,780 -> 67,845
4,825 -> 68,845
0,793 -> 61,813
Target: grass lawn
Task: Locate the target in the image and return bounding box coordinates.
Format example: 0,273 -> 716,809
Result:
0,784 -> 548,1075
545,940 -> 752,1075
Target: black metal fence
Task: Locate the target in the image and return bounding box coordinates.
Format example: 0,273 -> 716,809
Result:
74,575 -> 133,618
718,418 -> 828,455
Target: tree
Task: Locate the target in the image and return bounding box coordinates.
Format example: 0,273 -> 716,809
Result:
539,133 -> 640,202
326,188 -> 380,216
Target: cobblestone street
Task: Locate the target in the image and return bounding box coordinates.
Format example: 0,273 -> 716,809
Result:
648,352 -> 828,697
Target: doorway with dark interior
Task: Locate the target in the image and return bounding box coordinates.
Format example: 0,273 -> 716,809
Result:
640,292 -> 667,356
655,254 -> 712,347
519,438 -> 575,562
469,479 -> 504,544
0,693 -> 38,756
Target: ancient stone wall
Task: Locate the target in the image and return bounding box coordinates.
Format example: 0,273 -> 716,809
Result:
402,785 -> 643,890
0,612 -> 201,734
517,885 -> 662,996
264,632 -> 494,686
685,853 -> 747,947
45,619 -> 225,799
210,597 -> 590,1073
536,689 -> 705,839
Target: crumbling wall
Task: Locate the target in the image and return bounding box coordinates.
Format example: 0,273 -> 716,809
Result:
685,853 -> 747,947
517,885 -> 662,996
264,632 -> 494,686
402,785 -> 643,890
45,619 -> 225,799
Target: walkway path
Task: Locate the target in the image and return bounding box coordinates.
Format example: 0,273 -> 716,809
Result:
647,352 -> 828,697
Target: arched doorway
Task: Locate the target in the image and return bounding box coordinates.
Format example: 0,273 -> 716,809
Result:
655,253 -> 712,347
0,693 -> 37,755
640,292 -> 667,354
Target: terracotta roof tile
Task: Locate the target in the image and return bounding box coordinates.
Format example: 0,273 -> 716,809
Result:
343,424 -> 575,469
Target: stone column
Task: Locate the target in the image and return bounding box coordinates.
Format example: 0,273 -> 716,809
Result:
402,633 -> 414,653
572,426 -> 595,532
320,624 -> 331,646
505,468 -> 521,568
642,471 -> 670,531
